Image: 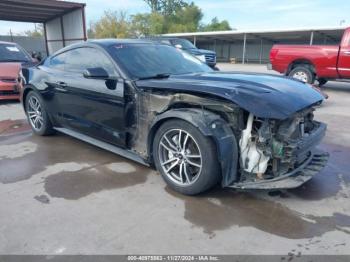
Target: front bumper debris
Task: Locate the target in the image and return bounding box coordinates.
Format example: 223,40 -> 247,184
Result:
229,150 -> 329,190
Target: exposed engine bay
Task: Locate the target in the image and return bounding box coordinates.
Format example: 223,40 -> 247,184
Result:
238,107 -> 327,183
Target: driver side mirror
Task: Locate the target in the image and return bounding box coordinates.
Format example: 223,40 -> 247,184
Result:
83,67 -> 109,79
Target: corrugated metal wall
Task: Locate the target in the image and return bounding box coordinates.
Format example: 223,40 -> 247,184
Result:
45,9 -> 86,54
0,35 -> 46,56
196,32 -> 342,63
198,41 -> 274,63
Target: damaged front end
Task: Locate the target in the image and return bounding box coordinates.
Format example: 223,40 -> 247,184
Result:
130,80 -> 328,190
231,108 -> 329,189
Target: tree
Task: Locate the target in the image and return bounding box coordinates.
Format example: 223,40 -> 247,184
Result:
167,2 -> 202,33
88,1 -> 232,38
143,0 -> 162,12
90,10 -> 131,38
131,12 -> 165,37
200,17 -> 232,32
143,0 -> 188,15
131,1 -> 201,36
23,23 -> 44,37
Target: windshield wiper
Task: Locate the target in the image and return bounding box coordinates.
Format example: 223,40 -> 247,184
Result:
138,73 -> 171,80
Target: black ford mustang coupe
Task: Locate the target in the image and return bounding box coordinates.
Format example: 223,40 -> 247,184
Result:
21,39 -> 329,195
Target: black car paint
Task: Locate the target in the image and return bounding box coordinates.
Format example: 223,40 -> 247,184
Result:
136,72 -> 324,120
21,40 -> 325,188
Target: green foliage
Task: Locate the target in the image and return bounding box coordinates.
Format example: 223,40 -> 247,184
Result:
144,0 -> 187,15
91,10 -> 132,38
130,12 -> 165,37
89,1 -> 232,38
166,2 -> 202,33
200,17 -> 232,31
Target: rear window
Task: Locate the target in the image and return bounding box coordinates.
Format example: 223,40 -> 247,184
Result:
0,43 -> 31,63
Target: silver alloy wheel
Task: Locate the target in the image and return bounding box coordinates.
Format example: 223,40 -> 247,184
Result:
158,128 -> 202,186
293,71 -> 308,82
27,96 -> 44,131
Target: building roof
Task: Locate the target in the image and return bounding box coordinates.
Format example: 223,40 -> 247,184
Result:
162,26 -> 347,43
163,26 -> 348,37
0,0 -> 85,23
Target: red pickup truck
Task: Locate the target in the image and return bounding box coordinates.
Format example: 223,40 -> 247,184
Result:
270,27 -> 350,86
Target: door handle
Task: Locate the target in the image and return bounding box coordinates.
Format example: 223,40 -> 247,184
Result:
56,81 -> 67,87
344,51 -> 350,55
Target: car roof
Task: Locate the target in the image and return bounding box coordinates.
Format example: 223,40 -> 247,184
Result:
89,38 -> 159,47
51,38 -> 171,57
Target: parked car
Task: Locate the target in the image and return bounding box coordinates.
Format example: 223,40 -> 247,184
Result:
269,27 -> 350,86
151,37 -> 217,68
0,41 -> 37,100
21,39 -> 328,195
0,62 -> 22,101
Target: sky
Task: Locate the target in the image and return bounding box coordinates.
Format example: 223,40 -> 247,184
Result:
0,0 -> 349,35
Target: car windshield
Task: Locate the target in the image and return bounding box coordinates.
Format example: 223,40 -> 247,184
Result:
170,39 -> 196,49
0,43 -> 31,63
109,43 -> 212,79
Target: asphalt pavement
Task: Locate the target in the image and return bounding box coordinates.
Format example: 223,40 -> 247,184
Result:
0,64 -> 349,255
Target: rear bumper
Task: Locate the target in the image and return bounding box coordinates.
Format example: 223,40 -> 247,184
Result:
229,150 -> 329,190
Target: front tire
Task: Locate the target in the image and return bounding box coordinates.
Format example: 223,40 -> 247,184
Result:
25,91 -> 54,136
289,66 -> 315,84
153,119 -> 220,195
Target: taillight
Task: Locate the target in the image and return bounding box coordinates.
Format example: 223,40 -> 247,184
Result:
270,48 -> 278,62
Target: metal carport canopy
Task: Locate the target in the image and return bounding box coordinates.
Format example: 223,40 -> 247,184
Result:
0,0 -> 87,54
163,26 -> 346,64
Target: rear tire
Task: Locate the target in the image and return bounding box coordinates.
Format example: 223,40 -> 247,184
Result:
153,119 -> 220,195
289,66 -> 315,84
25,91 -> 54,136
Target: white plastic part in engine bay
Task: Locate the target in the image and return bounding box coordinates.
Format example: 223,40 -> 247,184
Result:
239,113 -> 270,175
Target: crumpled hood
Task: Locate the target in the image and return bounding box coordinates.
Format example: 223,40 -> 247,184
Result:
135,71 -> 324,119
0,62 -> 21,80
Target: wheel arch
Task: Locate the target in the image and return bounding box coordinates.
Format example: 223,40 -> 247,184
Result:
22,85 -> 56,128
22,85 -> 36,111
147,108 -> 239,187
287,59 -> 316,75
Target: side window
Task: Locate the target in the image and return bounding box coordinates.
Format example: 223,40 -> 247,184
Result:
50,52 -> 68,70
49,47 -> 117,76
65,48 -> 117,76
